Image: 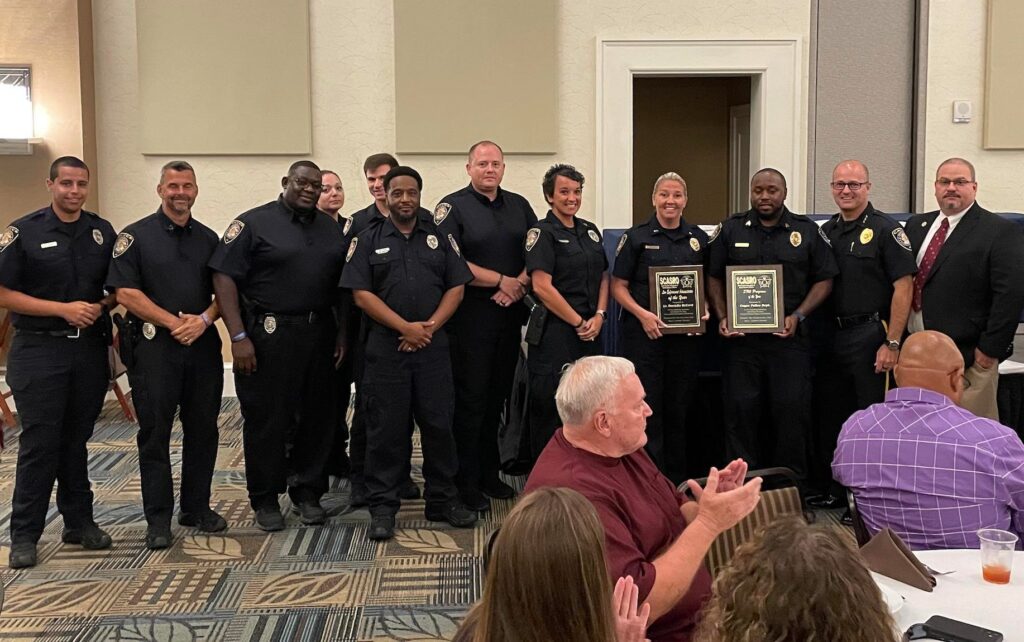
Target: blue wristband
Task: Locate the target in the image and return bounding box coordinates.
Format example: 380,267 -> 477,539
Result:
231,331 -> 248,342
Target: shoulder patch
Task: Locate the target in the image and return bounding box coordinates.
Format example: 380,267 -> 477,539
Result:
346,237 -> 358,262
525,227 -> 541,252
817,226 -> 831,247
112,232 -> 134,258
615,233 -> 628,257
708,222 -> 722,243
448,233 -> 461,256
0,225 -> 19,252
343,216 -> 353,236
587,229 -> 601,244
892,226 -> 912,251
433,202 -> 452,225
223,220 -> 245,244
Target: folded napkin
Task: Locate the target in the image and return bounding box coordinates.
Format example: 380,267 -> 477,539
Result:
860,528 -> 936,592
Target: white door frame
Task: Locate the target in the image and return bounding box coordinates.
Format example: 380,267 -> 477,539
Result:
729,103 -> 752,215
596,39 -> 805,230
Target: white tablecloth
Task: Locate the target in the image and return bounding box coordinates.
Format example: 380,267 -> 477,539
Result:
873,549 -> 1023,640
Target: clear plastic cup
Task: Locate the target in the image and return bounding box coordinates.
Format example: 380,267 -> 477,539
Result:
978,528 -> 1018,584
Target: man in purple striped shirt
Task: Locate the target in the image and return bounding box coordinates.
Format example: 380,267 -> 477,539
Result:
833,330 -> 1024,549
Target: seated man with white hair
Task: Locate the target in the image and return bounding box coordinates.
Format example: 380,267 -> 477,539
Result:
525,356 -> 762,642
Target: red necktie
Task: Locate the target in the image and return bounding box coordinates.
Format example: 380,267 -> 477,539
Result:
912,217 -> 949,311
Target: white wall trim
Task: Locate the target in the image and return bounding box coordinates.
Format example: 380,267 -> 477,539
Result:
596,38 -> 805,230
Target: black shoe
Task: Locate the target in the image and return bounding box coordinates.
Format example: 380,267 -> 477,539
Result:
349,484 -> 368,508
481,478 -> 516,500
806,494 -> 846,510
61,524 -> 112,550
399,479 -> 421,500
425,502 -> 477,528
178,510 -> 228,533
368,514 -> 396,540
255,506 -> 285,532
292,499 -> 327,525
145,527 -> 172,550
460,488 -> 490,513
9,542 -> 37,569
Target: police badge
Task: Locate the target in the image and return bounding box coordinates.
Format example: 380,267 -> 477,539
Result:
615,233 -> 628,256
690,237 -> 701,252
113,232 -> 134,258
264,315 -> 277,334
860,228 -> 874,245
92,229 -> 104,245
346,237 -> 358,262
588,229 -> 600,243
0,225 -> 19,253
447,234 -> 461,256
426,234 -> 439,250
433,203 -> 452,225
892,227 -> 912,251
525,227 -> 541,252
223,220 -> 245,244
790,231 -> 802,247
142,322 -> 156,340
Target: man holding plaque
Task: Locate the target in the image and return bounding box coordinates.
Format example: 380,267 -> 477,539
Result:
611,172 -> 709,480
707,168 -> 837,481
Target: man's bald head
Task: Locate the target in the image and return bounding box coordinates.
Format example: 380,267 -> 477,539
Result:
894,331 -> 966,404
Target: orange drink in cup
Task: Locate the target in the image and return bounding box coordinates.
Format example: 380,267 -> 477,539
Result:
978,528 -> 1018,584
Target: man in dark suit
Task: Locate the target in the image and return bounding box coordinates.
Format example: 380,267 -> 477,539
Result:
905,157 -> 1024,420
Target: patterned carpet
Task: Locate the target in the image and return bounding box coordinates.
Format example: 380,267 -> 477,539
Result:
0,400 -> 513,641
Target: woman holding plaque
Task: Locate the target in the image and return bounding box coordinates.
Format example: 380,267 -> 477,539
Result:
611,172 -> 709,480
524,164 -> 609,461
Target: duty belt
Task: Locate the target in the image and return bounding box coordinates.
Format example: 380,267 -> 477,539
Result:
835,312 -> 880,330
257,310 -> 325,324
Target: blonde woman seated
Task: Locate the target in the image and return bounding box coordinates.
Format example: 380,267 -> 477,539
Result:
694,516 -> 898,642
455,486 -> 650,642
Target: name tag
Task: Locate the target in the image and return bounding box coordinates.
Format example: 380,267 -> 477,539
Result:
40,241 -> 57,249
644,244 -> 660,250
557,239 -> 570,244
734,242 -> 750,248
375,247 -> 390,254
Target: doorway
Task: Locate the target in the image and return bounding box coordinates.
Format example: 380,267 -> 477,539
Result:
632,76 -> 751,226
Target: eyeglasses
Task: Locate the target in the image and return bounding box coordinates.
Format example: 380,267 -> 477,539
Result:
291,177 -> 323,191
830,181 -> 868,191
935,178 -> 974,188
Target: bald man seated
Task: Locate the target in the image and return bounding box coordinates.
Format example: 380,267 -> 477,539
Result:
833,330 -> 1024,549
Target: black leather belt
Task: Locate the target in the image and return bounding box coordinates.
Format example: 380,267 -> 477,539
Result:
16,327 -> 101,339
257,310 -> 325,324
835,312 -> 880,329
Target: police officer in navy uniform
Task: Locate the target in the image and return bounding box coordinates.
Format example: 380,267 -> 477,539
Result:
809,160 -> 916,508
611,172 -> 709,481
0,156 -> 116,569
525,164 -> 609,461
341,166 -> 477,540
707,168 -> 837,482
209,160 -> 345,532
434,141 -> 536,511
107,161 -> 226,550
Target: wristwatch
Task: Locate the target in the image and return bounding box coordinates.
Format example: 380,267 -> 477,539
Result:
596,309 -> 607,320
885,339 -> 901,351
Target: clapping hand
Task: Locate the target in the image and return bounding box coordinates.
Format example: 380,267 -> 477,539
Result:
613,576 -> 651,642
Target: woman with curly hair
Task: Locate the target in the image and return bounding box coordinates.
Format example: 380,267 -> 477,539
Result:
694,516 -> 898,642
454,486 -> 649,642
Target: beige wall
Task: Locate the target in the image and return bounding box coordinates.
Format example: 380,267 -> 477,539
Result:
0,0 -> 96,222
92,0 -> 813,236
924,0 -> 1024,212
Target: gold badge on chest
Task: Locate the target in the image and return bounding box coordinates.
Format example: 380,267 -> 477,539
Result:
789,231 -> 802,247
690,237 -> 701,252
426,234 -> 439,250
860,228 -> 873,244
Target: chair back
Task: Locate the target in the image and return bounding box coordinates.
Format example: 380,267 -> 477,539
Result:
846,488 -> 872,546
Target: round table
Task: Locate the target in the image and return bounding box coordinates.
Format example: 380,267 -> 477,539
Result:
873,549 -> 1023,640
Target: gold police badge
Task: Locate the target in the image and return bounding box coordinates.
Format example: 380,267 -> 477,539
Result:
223,220 -> 245,244
346,237 -> 358,262
860,228 -> 873,245
433,202 -> 452,225
142,322 -> 156,340
92,229 -> 104,245
790,231 -> 802,247
588,229 -> 600,243
113,232 -> 134,258
615,233 -> 628,256
0,225 -> 19,252
892,227 -> 912,251
263,315 -> 277,334
448,234 -> 461,256
525,227 -> 541,252
690,237 -> 701,252
426,234 -> 439,250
